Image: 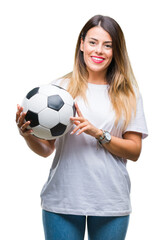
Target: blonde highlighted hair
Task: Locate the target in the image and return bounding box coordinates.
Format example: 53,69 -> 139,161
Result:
62,15 -> 139,129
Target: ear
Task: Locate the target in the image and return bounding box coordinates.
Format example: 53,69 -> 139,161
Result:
80,38 -> 84,52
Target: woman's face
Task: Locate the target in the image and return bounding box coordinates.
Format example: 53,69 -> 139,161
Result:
80,26 -> 113,76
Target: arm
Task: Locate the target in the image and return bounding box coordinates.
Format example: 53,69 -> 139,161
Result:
70,103 -> 142,162
101,131 -> 142,161
23,134 -> 55,158
16,104 -> 56,158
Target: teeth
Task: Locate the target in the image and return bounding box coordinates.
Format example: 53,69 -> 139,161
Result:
92,57 -> 104,61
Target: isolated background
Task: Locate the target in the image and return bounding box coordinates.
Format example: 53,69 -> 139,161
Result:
0,0 -> 163,239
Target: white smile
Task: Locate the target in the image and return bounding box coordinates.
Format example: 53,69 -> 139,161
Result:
91,57 -> 105,61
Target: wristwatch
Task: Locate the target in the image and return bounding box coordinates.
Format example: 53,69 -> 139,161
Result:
96,130 -> 111,145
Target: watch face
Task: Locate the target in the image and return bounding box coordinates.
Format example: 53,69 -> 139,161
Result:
104,131 -> 111,141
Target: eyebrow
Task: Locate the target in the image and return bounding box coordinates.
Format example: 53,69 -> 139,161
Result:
90,37 -> 112,43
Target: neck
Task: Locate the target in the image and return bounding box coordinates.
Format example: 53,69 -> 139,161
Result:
87,70 -> 107,85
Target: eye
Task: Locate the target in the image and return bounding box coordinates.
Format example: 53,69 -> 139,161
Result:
105,44 -> 112,49
89,41 -> 96,45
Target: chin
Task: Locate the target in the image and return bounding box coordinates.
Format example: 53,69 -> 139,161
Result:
88,66 -> 107,73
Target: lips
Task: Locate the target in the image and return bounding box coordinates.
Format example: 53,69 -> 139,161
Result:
91,56 -> 105,63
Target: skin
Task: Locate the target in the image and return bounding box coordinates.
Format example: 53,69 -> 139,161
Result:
80,26 -> 113,84
16,26 -> 142,161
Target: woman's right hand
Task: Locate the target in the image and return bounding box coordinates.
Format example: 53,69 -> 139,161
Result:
16,104 -> 56,157
16,104 -> 33,138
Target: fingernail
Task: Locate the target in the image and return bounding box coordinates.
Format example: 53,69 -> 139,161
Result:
70,131 -> 74,135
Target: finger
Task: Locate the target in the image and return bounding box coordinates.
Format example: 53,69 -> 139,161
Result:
70,117 -> 85,122
76,126 -> 88,136
70,122 -> 87,135
21,121 -> 31,131
75,102 -> 83,118
17,104 -> 23,114
71,120 -> 80,126
17,112 -> 26,128
20,128 -> 33,136
16,104 -> 23,122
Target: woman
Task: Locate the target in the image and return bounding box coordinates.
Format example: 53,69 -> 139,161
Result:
16,15 -> 148,240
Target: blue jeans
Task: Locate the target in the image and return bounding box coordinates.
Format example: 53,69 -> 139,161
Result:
42,210 -> 130,240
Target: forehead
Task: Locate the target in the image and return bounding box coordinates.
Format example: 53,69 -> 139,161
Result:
85,26 -> 112,41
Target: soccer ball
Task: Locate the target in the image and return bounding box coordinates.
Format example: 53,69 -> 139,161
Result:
22,84 -> 76,140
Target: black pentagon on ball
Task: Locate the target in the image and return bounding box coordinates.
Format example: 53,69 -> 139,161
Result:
50,123 -> 67,136
26,87 -> 39,99
48,95 -> 64,111
25,110 -> 39,127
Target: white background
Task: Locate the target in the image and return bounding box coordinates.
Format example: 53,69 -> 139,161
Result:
0,0 -> 163,239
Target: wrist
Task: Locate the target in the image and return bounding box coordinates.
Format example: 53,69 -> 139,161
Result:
96,130 -> 111,145
95,129 -> 103,139
23,132 -> 35,141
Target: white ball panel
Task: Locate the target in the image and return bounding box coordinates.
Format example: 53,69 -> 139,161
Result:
39,108 -> 60,128
28,94 -> 47,113
59,104 -> 73,126
21,97 -> 29,113
39,84 -> 61,96
32,125 -> 55,140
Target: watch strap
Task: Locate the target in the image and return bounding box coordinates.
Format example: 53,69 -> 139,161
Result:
97,130 -> 111,145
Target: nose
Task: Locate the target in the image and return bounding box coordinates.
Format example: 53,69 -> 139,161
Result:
95,44 -> 103,55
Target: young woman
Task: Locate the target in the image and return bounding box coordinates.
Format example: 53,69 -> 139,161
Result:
16,15 -> 148,240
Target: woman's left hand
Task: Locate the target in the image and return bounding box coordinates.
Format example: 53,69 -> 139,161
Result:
70,102 -> 102,138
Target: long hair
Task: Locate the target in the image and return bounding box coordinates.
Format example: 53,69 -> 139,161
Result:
62,15 -> 139,129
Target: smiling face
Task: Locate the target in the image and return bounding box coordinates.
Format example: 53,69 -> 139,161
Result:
80,26 -> 113,79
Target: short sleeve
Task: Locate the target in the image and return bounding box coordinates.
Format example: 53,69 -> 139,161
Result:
123,93 -> 148,139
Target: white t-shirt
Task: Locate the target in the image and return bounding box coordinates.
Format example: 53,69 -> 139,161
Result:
40,79 -> 148,216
